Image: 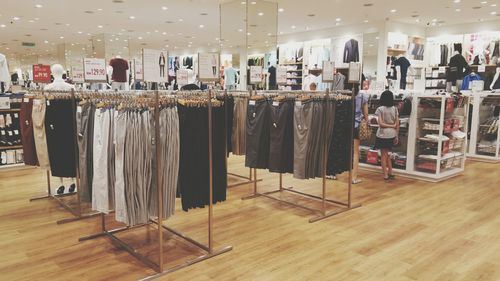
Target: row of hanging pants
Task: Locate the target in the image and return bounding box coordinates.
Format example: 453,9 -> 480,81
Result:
244,96 -> 353,179
77,104 -> 180,226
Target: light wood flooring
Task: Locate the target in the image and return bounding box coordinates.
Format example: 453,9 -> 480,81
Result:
1,156 -> 500,281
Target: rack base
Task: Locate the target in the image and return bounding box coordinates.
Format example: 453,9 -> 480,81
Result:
242,186 -> 361,223
30,193 -> 101,224
79,219 -> 233,281
227,172 -> 263,188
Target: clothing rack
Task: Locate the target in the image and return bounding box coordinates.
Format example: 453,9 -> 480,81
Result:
220,90 -> 263,188
29,89 -> 101,224
242,89 -> 361,223
78,90 -> 232,280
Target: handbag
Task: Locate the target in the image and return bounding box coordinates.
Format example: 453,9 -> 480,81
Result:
358,119 -> 372,141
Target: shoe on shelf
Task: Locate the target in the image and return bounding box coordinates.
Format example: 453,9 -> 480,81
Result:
352,179 -> 362,184
56,186 -> 65,195
69,183 -> 76,193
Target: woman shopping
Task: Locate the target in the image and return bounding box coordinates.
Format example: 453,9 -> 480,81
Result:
375,90 -> 399,181
352,89 -> 369,184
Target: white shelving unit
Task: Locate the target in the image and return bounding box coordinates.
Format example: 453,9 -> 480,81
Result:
359,92 -> 469,182
466,91 -> 500,163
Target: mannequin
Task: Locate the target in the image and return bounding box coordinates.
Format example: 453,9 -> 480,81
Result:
44,64 -> 76,194
109,55 -> 129,90
393,54 -> 411,90
0,53 -> 11,93
224,63 -> 240,90
448,50 -> 468,90
491,67 -> 500,90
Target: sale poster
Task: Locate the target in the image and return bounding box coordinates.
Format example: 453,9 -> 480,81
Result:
71,66 -> 84,83
250,66 -> 263,84
276,66 -> 287,85
32,64 -> 51,83
198,53 -> 220,81
83,58 -> 106,82
143,49 -> 167,83
322,61 -> 335,83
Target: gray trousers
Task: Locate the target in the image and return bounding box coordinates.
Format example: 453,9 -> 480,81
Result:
76,103 -> 94,203
293,101 -> 313,179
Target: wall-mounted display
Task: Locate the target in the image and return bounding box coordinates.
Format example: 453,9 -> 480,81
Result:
198,52 -> 220,82
143,49 -> 167,83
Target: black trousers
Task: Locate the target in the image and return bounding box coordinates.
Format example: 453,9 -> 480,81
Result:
178,104 -> 227,211
45,99 -> 77,177
268,99 -> 294,174
245,99 -> 270,169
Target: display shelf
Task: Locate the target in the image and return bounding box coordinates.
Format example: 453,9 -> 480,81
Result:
466,91 -> 500,162
0,108 -> 21,112
0,94 -> 26,169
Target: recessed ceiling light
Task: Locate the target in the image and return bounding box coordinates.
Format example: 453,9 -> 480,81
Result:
455,8 -> 461,11
35,4 -> 43,8
65,23 -> 70,26
78,31 -> 82,34
291,25 -> 296,29
453,0 -> 460,3
278,8 -> 284,12
247,32 -> 251,35
129,16 -> 135,19
12,16 -> 20,21
251,1 -> 256,4
0,25 -> 5,28
238,29 -> 243,32
241,1 -> 246,4
492,4 -> 497,7
432,18 -> 438,22
258,12 -> 264,16
336,18 -> 342,22
59,36 -> 64,39
416,19 -> 420,22
28,20 -> 34,23
491,11 -> 497,15
162,6 -> 168,10
98,25 -> 103,28
199,24 -> 204,28
138,36 -> 143,40
481,1 -> 487,4
162,31 -> 167,35
179,18 -> 184,22
267,33 -> 272,36
364,19 -> 369,23
390,9 -> 397,13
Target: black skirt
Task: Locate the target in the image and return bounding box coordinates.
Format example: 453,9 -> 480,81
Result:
374,137 -> 395,150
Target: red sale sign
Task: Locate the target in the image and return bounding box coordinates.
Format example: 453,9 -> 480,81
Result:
33,64 -> 51,83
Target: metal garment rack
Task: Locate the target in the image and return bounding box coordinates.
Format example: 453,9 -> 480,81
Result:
222,89 -> 263,188
78,90 -> 232,280
242,89 -> 361,223
29,89 -> 101,224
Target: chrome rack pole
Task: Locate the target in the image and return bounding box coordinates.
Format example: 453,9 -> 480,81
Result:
321,88 -> 330,216
71,88 -> 82,216
155,90 -> 164,271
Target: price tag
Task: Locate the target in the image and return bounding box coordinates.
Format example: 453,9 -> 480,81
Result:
77,106 -> 82,113
33,99 -> 41,106
23,98 -> 29,103
249,100 -> 256,106
83,58 -> 107,82
46,100 -> 50,106
8,131 -> 13,136
478,65 -> 486,73
14,130 -> 19,135
14,113 -> 18,118
272,101 -> 279,107
295,101 -> 302,106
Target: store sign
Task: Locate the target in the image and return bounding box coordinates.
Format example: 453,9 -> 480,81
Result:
276,66 -> 287,85
143,49 -> 167,83
83,58 -> 106,82
198,52 -> 220,82
250,66 -> 263,84
32,64 -> 51,83
177,69 -> 189,86
322,61 -> 335,83
71,66 -> 85,83
134,59 -> 143,81
348,62 -> 361,83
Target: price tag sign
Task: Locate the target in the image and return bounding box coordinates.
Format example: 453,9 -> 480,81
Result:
250,66 -> 263,84
134,59 -> 143,81
83,58 -> 107,82
276,66 -> 287,85
32,64 -> 51,83
71,66 -> 85,83
177,69 -> 189,86
0,97 -> 10,109
198,52 -> 220,82
348,62 -> 362,84
478,65 -> 486,73
322,61 -> 335,82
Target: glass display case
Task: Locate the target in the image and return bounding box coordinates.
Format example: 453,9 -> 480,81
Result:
467,92 -> 500,162
413,94 -> 469,179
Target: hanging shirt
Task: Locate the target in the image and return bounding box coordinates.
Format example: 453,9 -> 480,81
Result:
461,73 -> 482,90
109,58 -> 129,83
393,56 -> 411,83
224,67 -> 238,87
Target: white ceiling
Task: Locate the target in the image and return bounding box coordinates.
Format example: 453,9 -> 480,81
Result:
0,0 -> 498,60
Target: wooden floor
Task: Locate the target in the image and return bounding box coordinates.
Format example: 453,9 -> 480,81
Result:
1,156 -> 500,281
